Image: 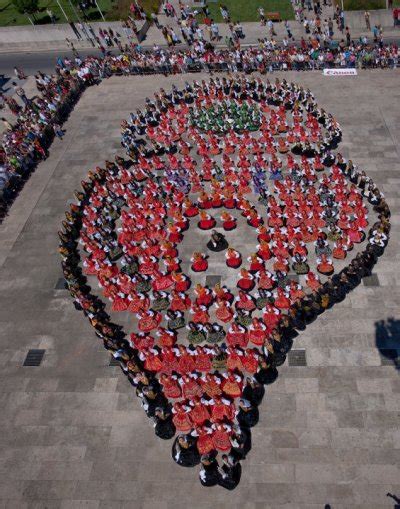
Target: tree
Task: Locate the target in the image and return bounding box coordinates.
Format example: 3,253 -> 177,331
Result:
12,0 -> 39,22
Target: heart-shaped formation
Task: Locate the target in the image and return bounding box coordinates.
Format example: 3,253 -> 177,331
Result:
59,77 -> 390,489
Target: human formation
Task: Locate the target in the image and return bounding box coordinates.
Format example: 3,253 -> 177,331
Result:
58,77 -> 390,488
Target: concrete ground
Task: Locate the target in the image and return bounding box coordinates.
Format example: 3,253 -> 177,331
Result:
0,70 -> 399,509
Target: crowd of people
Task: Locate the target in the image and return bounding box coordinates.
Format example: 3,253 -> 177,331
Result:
1,31 -> 398,220
0,72 -> 85,219
58,77 -> 390,488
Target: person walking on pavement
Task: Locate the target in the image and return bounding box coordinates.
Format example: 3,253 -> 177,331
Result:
364,11 -> 371,30
151,12 -> 162,29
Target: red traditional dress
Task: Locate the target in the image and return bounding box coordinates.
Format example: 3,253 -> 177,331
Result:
237,269 -> 255,291
191,253 -> 208,272
221,212 -> 237,231
160,375 -> 182,399
226,323 -> 248,348
235,291 -> 256,311
248,318 -> 268,346
137,310 -> 162,332
172,403 -> 193,432
317,255 -> 334,275
305,271 -> 321,292
198,211 -> 216,230
263,304 -> 281,330
225,248 -> 242,269
221,374 -> 243,399
215,299 -> 234,323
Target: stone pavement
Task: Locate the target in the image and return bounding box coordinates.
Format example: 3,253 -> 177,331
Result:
0,70 -> 399,508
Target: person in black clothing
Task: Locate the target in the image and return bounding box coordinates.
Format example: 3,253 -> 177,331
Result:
207,230 -> 229,252
172,435 -> 201,467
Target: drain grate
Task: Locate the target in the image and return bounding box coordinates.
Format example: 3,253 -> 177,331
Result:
379,349 -> 399,366
288,349 -> 307,367
363,273 -> 380,287
23,349 -> 45,366
206,275 -> 221,287
55,278 -> 68,290
109,357 -> 120,366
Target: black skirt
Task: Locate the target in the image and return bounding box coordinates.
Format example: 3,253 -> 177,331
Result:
207,237 -> 229,252
218,463 -> 242,490
172,438 -> 201,467
155,417 -> 176,440
237,406 -> 259,428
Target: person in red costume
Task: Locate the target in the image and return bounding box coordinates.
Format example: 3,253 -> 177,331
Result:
171,272 -> 191,292
194,284 -> 213,307
257,240 -> 272,261
137,309 -> 162,332
221,211 -> 237,231
234,290 -> 256,311
198,210 -> 216,230
189,397 -> 211,427
274,287 -> 291,310
237,268 -> 255,291
332,238 -> 347,259
257,269 -> 276,290
159,373 -> 182,399
221,372 -> 243,399
226,322 -> 248,348
211,423 -> 233,452
195,425 -> 214,455
317,254 -> 334,275
214,299 -> 234,323
305,271 -> 321,292
248,317 -> 268,346
156,327 -> 177,347
191,252 -> 208,272
213,283 -> 233,304
225,248 -> 242,269
211,396 -> 235,423
172,402 -> 193,433
183,198 -> 199,218
248,253 -> 264,274
190,303 -> 210,324
263,303 -> 281,330
169,290 -> 191,312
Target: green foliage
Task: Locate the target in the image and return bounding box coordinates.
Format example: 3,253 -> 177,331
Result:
12,0 -> 39,14
344,0 -> 385,8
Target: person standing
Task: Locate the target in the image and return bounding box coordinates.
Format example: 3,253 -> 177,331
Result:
151,12 -> 162,29
220,5 -> 230,23
258,7 -> 265,25
267,18 -> 276,37
13,67 -> 27,80
345,26 -> 351,45
364,10 -> 371,30
284,19 -> 293,39
210,20 -> 220,41
328,17 -> 334,37
47,9 -> 56,24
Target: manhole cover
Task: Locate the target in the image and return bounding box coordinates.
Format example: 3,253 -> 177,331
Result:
288,350 -> 307,367
23,349 -> 45,366
206,275 -> 221,287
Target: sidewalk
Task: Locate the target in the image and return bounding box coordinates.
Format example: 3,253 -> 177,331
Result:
0,19 -> 147,53
0,6 -> 398,53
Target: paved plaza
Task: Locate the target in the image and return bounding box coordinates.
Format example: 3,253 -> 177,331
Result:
0,70 -> 399,509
